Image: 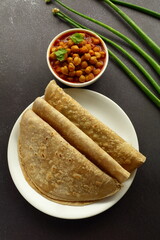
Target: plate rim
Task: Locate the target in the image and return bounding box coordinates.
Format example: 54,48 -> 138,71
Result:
7,89 -> 138,219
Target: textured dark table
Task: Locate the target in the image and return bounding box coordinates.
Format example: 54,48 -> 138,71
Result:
0,0 -> 160,239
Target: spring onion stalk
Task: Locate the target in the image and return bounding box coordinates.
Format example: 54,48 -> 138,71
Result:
55,0 -> 160,75
108,51 -> 160,108
109,0 -> 160,19
103,0 -> 160,56
53,9 -> 160,94
53,9 -> 160,107
101,38 -> 160,94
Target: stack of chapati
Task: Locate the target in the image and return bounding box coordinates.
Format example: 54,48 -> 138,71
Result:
18,80 -> 146,205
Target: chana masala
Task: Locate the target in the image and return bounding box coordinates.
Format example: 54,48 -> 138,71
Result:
49,31 -> 106,83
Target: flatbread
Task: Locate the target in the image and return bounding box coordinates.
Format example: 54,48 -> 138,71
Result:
32,97 -> 130,183
18,109 -> 121,205
44,80 -> 146,172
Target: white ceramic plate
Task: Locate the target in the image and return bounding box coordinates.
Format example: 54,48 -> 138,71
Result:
8,89 -> 138,219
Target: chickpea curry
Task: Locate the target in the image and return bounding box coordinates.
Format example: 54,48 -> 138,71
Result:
49,31 -> 106,83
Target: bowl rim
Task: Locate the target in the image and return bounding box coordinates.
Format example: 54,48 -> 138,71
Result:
46,28 -> 109,87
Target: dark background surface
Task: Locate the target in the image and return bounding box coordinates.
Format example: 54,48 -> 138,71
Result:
0,0 -> 160,239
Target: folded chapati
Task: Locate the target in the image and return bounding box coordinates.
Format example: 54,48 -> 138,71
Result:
45,80 -> 146,172
32,97 -> 130,183
18,109 -> 121,205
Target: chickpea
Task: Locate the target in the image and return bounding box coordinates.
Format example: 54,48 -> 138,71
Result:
89,50 -> 95,56
93,68 -> 101,75
76,70 -> 83,77
60,53 -> 68,61
71,45 -> 79,52
93,46 -> 100,52
92,37 -> 100,44
86,44 -> 92,50
90,65 -> 94,71
67,57 -> 73,63
94,52 -> 101,59
69,71 -> 76,77
68,62 -> 75,71
81,61 -> 88,69
61,66 -> 68,75
79,75 -> 86,82
100,51 -> 106,58
57,46 -> 63,50
86,73 -> 94,81
68,39 -> 74,47
66,48 -> 71,54
72,53 -> 79,58
96,61 -> 104,68
49,52 -> 56,60
90,56 -> 98,65
59,41 -> 65,47
80,33 -> 85,37
80,55 -> 85,61
51,47 -> 56,52
84,53 -> 91,61
79,40 -> 87,47
74,56 -> 81,66
79,46 -> 88,54
85,66 -> 92,74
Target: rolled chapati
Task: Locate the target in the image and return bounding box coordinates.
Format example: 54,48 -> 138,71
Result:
32,97 -> 130,183
44,80 -> 146,172
18,109 -> 121,205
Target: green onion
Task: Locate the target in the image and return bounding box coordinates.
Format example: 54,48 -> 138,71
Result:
54,9 -> 160,94
55,0 -> 160,75
108,51 -> 160,108
109,0 -> 160,19
53,9 -> 160,107
100,37 -> 160,94
103,0 -> 160,56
